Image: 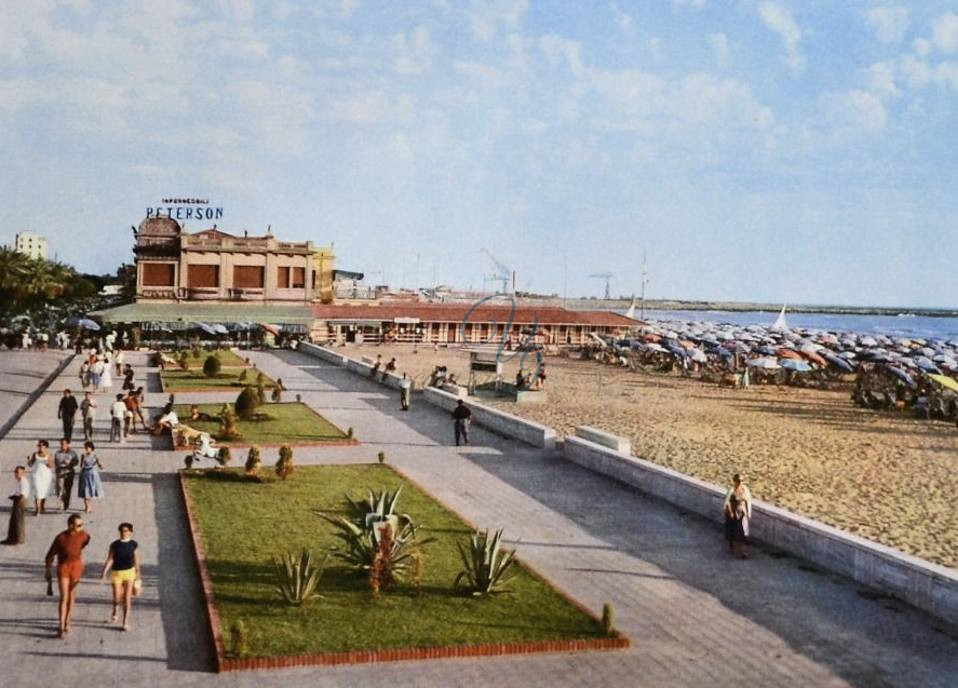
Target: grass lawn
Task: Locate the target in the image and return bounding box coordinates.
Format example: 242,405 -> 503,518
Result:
161,349 -> 249,367
161,369 -> 279,392
174,402 -> 348,445
183,464 -> 606,657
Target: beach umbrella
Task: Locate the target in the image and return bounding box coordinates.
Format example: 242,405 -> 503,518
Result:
77,318 -> 100,331
800,350 -> 827,366
928,374 -> 958,393
644,342 -> 667,353
689,348 -> 708,363
212,324 -> 229,335
192,322 -> 218,335
886,367 -> 917,388
838,351 -> 856,359
914,357 -> 941,374
712,346 -> 733,359
747,357 -> 781,369
758,345 -> 779,356
919,347 -> 936,357
822,352 -> 855,373
778,348 -> 803,360
899,358 -> 917,369
859,336 -> 878,346
779,359 -> 812,372
665,342 -> 688,357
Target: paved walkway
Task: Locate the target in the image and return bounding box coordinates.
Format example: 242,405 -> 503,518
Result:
0,349 -> 955,688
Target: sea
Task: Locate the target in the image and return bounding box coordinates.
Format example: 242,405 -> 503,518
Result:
637,309 -> 958,341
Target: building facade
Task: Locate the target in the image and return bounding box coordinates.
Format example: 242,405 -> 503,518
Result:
134,216 -> 334,304
15,231 -> 48,260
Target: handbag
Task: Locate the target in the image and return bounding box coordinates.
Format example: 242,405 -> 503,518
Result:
133,578 -> 142,597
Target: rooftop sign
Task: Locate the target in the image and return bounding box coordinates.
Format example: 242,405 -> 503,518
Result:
146,198 -> 224,221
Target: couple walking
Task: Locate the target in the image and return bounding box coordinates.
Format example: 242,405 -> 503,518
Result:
44,515 -> 142,637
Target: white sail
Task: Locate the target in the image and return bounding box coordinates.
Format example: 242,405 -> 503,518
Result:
771,304 -> 788,331
625,295 -> 637,319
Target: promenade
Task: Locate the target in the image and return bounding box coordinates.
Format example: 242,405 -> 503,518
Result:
0,349 -> 955,688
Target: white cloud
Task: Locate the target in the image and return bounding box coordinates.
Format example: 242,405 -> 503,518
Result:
672,0 -> 707,9
539,35 -> 584,74
758,2 -> 803,71
866,61 -> 899,99
864,7 -> 909,44
932,13 -> 958,53
709,32 -> 729,68
913,37 -> 932,56
898,54 -> 930,89
933,61 -> 958,91
822,90 -> 887,132
394,26 -> 437,75
466,0 -> 528,42
609,1 -> 633,32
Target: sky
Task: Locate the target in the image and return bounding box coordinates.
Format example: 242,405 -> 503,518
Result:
1,1 -> 957,308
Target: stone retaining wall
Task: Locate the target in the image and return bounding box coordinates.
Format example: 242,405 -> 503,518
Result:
562,435 -> 958,628
423,387 -> 556,449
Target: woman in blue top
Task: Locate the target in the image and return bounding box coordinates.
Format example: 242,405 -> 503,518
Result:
77,441 -> 104,513
99,522 -> 141,631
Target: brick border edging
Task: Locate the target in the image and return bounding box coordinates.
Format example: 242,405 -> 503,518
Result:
178,467 -> 628,674
0,352 -> 74,441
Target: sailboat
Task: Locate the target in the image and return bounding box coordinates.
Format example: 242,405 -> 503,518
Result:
770,304 -> 788,331
625,295 -> 638,320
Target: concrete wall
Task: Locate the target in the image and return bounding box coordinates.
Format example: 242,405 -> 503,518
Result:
298,342 -> 348,366
575,426 -> 631,454
562,435 -> 958,628
423,387 -> 556,449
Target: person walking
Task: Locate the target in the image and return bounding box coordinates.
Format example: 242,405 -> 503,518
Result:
28,440 -> 55,516
80,391 -> 97,442
723,473 -> 753,559
53,438 -> 80,511
121,364 -> 135,392
452,399 -> 472,446
57,389 -> 79,442
44,514 -> 91,637
399,372 -> 412,411
100,353 -> 113,393
124,390 -> 146,435
78,360 -> 91,391
2,466 -> 29,545
110,394 -> 126,443
90,356 -> 104,392
100,522 -> 141,631
77,442 -> 104,513
114,349 -> 125,377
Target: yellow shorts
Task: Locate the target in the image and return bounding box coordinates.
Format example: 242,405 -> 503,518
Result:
111,568 -> 137,585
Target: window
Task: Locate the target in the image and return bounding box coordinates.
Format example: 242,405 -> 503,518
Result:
142,262 -> 175,286
277,266 -> 291,289
188,265 -> 219,288
292,266 -> 306,288
233,265 -> 264,289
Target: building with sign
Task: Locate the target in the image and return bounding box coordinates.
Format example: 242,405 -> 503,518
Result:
134,216 -> 334,304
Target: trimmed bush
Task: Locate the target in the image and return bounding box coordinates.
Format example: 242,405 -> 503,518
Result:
276,445 -> 294,480
602,603 -> 615,636
203,355 -> 222,378
238,368 -> 248,382
245,445 -> 261,476
235,386 -> 257,420
377,451 -> 386,464
216,446 -> 232,467
178,351 -> 190,371
229,619 -> 248,658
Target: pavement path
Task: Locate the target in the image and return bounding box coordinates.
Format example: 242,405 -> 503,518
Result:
0,348 -> 954,688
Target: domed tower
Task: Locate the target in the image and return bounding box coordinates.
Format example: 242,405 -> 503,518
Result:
133,216 -> 182,301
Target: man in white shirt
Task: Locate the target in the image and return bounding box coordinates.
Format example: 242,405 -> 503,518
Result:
91,357 -> 105,392
399,372 -> 412,411
110,394 -> 127,443
2,466 -> 29,545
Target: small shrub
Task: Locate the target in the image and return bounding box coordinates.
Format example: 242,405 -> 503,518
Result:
219,404 -> 239,439
178,351 -> 190,371
347,426 -> 354,439
216,446 -> 231,467
203,355 -> 221,378
319,509 -> 433,578
295,393 -> 302,402
273,549 -> 326,606
256,382 -> 266,406
245,445 -> 261,476
229,619 -> 248,657
271,386 -> 282,402
238,368 -> 247,382
235,386 -> 257,420
602,602 -> 615,636
129,327 -> 141,349
256,371 -> 265,385
377,451 -> 386,464
191,342 -> 202,360
184,455 -> 194,469
369,524 -> 394,597
276,445 -> 294,480
454,529 -> 517,596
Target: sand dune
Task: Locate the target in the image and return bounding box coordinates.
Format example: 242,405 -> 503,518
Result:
352,343 -> 958,570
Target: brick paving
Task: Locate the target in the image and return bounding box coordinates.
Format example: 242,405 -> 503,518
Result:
0,349 -> 955,688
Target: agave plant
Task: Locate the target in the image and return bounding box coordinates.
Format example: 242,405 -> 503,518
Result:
454,529 -> 517,596
320,512 -> 433,578
345,487 -> 410,528
273,548 -> 326,605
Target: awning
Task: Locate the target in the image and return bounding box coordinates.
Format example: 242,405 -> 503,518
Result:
393,317 -> 420,324
326,319 -> 384,327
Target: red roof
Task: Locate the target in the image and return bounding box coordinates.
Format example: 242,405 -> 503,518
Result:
312,302 -> 638,327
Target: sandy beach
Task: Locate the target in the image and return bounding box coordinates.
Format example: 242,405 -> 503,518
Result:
350,343 -> 958,570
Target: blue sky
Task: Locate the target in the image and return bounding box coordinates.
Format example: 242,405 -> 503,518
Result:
1,1 -> 957,307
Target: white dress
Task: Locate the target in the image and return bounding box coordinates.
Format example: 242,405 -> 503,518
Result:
31,455 -> 55,500
100,362 -> 113,391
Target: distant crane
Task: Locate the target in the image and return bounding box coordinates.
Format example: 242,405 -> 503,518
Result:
481,248 -> 514,294
589,272 -> 614,299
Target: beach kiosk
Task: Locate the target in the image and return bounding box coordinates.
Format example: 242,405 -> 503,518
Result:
468,348 -> 503,395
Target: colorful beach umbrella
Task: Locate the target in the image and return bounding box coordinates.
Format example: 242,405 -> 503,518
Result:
886,366 -> 917,388
928,374 -> 958,393
779,359 -> 812,372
